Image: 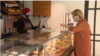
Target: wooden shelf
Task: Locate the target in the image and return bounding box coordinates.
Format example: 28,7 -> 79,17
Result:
1,6 -> 22,15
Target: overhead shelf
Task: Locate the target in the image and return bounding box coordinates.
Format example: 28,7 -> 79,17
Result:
1,7 -> 22,15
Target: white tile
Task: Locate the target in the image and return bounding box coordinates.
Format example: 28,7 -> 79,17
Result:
63,2 -> 68,8
51,0 -> 57,2
47,20 -> 52,23
88,10 -> 94,34
57,17 -> 64,20
51,13 -> 57,18
52,21 -> 57,24
51,9 -> 57,13
91,41 -> 93,56
96,10 -> 100,34
89,1 -> 95,8
56,13 -> 64,18
56,21 -> 63,24
95,42 -> 100,56
51,17 -> 57,21
51,3 -> 57,9
97,1 -> 100,8
56,19 -> 64,22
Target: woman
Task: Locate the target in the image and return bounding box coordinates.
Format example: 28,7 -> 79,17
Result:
17,8 -> 39,33
61,9 -> 91,56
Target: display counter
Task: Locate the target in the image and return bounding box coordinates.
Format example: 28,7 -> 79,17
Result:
1,28 -> 73,56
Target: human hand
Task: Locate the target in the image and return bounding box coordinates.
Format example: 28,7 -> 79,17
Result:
60,23 -> 66,27
60,30 -> 65,33
60,23 -> 69,28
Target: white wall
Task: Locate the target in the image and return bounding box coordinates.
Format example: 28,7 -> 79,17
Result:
67,1 -> 85,26
23,1 -> 85,39
24,1 -> 85,29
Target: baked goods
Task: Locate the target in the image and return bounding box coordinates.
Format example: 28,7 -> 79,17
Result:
66,32 -> 72,37
39,39 -> 71,56
45,46 -> 56,54
64,36 -> 68,39
38,32 -> 72,56
33,51 -> 38,54
32,55 -> 38,56
16,9 -> 21,13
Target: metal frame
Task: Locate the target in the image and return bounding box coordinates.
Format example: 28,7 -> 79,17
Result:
84,1 -> 89,21
84,1 -> 100,56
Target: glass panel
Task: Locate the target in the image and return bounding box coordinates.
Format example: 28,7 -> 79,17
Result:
1,28 -> 72,56
88,10 -> 94,34
43,32 -> 72,56
95,42 -> 100,56
91,41 -> 93,56
97,1 -> 100,8
89,1 -> 95,8
95,36 -> 100,40
91,36 -> 93,40
96,10 -> 100,34
19,31 -> 72,56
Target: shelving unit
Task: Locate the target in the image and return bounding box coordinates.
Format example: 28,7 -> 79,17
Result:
1,1 -> 24,37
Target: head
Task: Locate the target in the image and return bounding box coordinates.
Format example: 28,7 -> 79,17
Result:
22,8 -> 30,18
71,9 -> 83,22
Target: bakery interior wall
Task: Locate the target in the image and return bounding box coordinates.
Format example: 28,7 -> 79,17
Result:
0,1 -> 85,43
24,1 -> 85,32
23,0 -> 85,51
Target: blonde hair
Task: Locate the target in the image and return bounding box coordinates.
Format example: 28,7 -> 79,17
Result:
71,9 -> 83,19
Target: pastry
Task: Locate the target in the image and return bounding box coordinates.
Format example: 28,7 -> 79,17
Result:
33,51 -> 38,54
55,53 -> 59,56
64,36 -> 68,39
32,55 -> 38,56
67,33 -> 72,37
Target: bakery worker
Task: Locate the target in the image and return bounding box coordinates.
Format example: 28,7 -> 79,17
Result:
17,8 -> 39,33
61,9 -> 91,56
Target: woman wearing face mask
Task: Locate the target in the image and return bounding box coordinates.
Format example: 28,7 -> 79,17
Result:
17,8 -> 39,33
61,9 -> 91,56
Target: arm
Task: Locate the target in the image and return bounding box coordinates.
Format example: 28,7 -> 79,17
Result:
68,23 -> 83,32
17,18 -> 27,33
28,19 -> 38,30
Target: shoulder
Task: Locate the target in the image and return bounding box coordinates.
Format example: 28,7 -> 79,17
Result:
17,17 -> 24,23
18,17 -> 24,21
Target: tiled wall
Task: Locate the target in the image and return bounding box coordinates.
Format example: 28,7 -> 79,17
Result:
48,1 -> 68,31
24,1 -> 85,30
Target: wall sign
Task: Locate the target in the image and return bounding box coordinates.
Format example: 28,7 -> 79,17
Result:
5,3 -> 18,7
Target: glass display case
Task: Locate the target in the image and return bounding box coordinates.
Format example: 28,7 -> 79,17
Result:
1,28 -> 73,56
